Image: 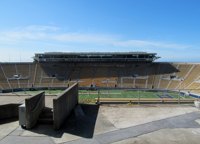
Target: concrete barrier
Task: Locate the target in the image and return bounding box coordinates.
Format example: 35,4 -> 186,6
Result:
25,92 -> 45,129
53,83 -> 78,130
194,100 -> 200,109
0,104 -> 20,119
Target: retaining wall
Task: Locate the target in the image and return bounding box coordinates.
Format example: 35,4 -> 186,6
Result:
0,104 -> 20,119
25,91 -> 45,129
53,83 -> 78,130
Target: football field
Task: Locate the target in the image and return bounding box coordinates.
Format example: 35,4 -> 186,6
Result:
13,89 -> 193,103
78,90 -> 192,103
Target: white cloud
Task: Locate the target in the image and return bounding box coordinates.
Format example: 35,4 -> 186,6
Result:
22,25 -> 60,32
0,25 -> 59,42
0,25 -> 191,49
113,40 -> 190,49
51,33 -> 116,44
0,25 -> 195,62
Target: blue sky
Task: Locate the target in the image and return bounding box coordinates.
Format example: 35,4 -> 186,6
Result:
0,0 -> 200,62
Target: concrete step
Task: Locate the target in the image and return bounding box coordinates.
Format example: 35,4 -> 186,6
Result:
38,117 -> 53,124
39,112 -> 53,119
38,107 -> 53,124
39,107 -> 53,119
42,107 -> 53,113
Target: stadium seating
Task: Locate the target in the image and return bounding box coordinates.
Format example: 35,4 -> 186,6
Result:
0,62 -> 200,94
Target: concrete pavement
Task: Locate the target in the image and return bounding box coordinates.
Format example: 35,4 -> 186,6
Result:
0,104 -> 200,144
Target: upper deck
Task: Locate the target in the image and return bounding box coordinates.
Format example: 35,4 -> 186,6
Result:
34,52 -> 159,63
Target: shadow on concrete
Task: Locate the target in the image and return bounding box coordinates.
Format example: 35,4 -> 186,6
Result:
27,104 -> 99,138
0,117 -> 18,124
63,104 -> 99,138
0,104 -> 19,121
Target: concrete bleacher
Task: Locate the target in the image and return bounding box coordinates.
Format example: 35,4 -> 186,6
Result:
33,63 -> 43,87
182,65 -> 200,89
152,75 -> 160,89
40,77 -> 53,87
146,75 -> 154,89
0,62 -> 200,94
120,77 -> 134,88
52,79 -> 62,87
176,64 -> 193,78
0,63 -> 34,90
168,81 -> 180,90
15,63 -> 30,88
0,64 -> 16,89
0,67 -> 10,89
135,78 -> 148,88
187,66 -> 200,91
159,78 -> 170,89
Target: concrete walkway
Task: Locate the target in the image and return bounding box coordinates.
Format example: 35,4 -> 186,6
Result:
64,111 -> 200,144
0,104 -> 200,144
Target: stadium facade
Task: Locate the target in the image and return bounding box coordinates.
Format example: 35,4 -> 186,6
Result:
0,52 -> 200,95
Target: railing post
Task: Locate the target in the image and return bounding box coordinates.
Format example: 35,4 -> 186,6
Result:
138,90 -> 140,105
97,90 -> 100,105
178,90 -> 180,104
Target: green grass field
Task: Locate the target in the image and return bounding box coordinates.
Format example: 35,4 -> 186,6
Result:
14,89 -> 193,103
78,90 -> 192,99
79,90 -> 194,103
15,90 -> 64,95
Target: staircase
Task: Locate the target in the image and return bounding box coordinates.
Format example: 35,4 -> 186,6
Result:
38,107 -> 53,124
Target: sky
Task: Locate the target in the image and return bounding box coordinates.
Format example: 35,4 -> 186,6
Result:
0,0 -> 200,62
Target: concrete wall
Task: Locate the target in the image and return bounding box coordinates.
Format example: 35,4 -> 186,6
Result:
53,83 -> 78,130
25,92 -> 45,129
0,104 -> 20,119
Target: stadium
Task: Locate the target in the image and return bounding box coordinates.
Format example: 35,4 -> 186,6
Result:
0,52 -> 200,144
1,52 -> 200,99
1,0 -> 200,143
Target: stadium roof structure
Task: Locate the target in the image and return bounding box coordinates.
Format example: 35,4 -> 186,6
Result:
34,52 -> 160,63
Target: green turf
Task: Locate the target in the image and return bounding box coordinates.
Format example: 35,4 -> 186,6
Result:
14,89 -> 193,103
78,90 -> 195,103
15,89 -> 193,98
78,90 -> 193,99
15,90 -> 64,95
